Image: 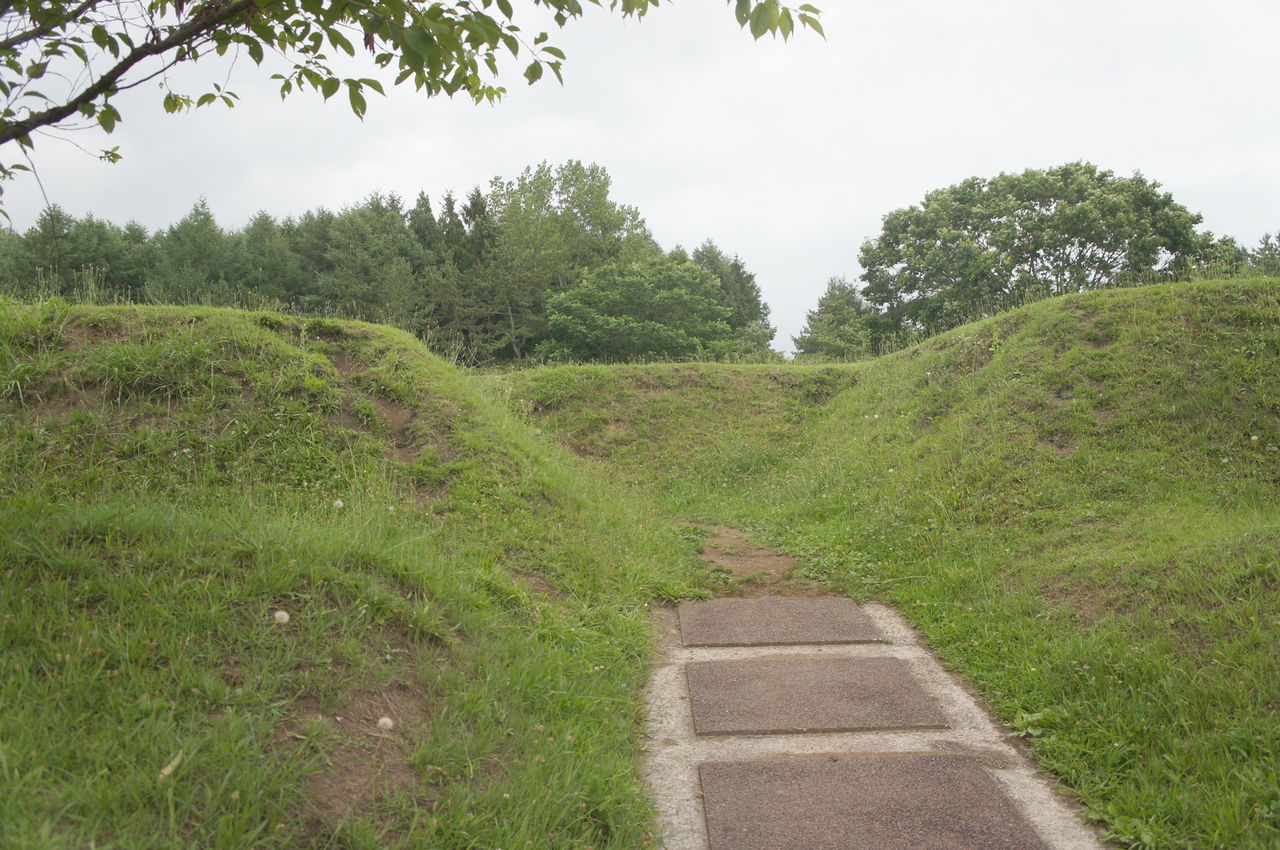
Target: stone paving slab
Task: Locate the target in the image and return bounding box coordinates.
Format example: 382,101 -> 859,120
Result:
699,752 -> 1051,850
678,597 -> 882,647
686,655 -> 948,735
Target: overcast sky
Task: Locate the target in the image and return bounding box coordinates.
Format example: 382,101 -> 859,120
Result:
5,0 -> 1279,350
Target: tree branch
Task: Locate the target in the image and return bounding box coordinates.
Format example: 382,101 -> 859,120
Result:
0,0 -> 98,51
0,0 -> 257,146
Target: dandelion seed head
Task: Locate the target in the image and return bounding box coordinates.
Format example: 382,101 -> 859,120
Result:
273,609 -> 290,624
333,499 -> 344,509
377,716 -> 394,730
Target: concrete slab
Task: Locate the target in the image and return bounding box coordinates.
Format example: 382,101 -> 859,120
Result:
678,597 -> 881,647
699,752 -> 1051,850
685,655 -> 948,735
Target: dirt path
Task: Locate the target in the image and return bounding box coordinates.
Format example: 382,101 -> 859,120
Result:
645,527 -> 1105,849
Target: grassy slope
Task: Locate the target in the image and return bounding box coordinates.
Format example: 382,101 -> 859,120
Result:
493,279 -> 1280,849
0,301 -> 708,849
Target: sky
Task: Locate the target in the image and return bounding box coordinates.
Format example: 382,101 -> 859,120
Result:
5,0 -> 1279,351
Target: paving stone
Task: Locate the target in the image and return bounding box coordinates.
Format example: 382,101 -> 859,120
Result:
678,597 -> 881,647
699,752 -> 1050,850
685,655 -> 947,735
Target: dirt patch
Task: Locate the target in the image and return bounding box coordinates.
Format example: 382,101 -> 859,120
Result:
1039,573 -> 1122,626
26,383 -> 106,421
279,681 -> 433,830
687,524 -> 830,597
378,399 -> 419,464
513,568 -> 561,599
693,525 -> 796,580
328,351 -> 361,379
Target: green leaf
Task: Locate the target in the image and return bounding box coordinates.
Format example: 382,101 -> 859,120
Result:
197,93 -> 217,106
496,0 -> 513,17
778,8 -> 793,39
328,29 -> 355,56
97,106 -> 118,133
542,45 -> 565,60
798,13 -> 824,37
320,77 -> 340,100
245,39 -> 264,64
347,82 -> 367,117
524,60 -> 542,84
26,62 -> 48,79
401,26 -> 435,61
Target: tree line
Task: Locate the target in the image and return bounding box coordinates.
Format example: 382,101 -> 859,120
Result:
0,161 -> 775,364
794,162 -> 1280,360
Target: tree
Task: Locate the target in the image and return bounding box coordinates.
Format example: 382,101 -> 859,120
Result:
1253,232 -> 1280,276
691,242 -> 758,323
859,162 -> 1204,336
0,0 -> 822,199
148,198 -> 233,300
792,276 -> 873,360
238,211 -> 308,302
541,258 -> 733,361
460,159 -> 657,360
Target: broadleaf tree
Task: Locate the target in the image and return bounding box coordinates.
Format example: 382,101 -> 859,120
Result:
0,0 -> 822,204
541,257 -> 733,361
858,162 -> 1205,336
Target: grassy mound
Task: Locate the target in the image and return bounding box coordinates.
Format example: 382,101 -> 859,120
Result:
0,301 -> 705,849
496,279 -> 1280,849
480,362 -> 858,502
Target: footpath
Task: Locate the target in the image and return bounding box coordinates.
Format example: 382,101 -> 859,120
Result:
645,527 -> 1105,850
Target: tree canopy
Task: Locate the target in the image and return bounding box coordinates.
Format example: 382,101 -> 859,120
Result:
0,159 -> 778,364
858,162 -> 1205,336
542,257 -> 734,361
0,0 -> 822,199
791,275 -> 872,360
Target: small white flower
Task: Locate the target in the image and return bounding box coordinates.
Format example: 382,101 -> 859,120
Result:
1250,435 -> 1260,442
377,716 -> 394,730
388,506 -> 396,513
333,499 -> 344,509
273,610 -> 290,624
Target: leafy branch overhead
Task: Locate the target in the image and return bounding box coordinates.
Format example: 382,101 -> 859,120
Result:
0,0 -> 821,165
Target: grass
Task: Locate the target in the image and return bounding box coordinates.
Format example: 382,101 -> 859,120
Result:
494,278 -> 1280,849
0,299 -> 708,849
5,279 -> 1278,848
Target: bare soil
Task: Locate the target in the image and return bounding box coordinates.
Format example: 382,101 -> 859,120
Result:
687,523 -> 828,597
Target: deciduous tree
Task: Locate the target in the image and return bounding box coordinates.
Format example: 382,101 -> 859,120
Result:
542,257 -> 732,361
0,0 -> 822,201
859,162 -> 1204,335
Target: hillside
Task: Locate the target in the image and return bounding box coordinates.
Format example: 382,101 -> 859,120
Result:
492,279 -> 1280,849
0,301 -> 707,849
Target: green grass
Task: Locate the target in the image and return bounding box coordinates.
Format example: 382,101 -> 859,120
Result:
0,300 -> 708,849
494,279 -> 1280,849
6,280 -> 1279,848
